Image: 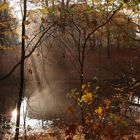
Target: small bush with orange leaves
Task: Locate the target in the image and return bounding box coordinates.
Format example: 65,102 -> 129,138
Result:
67,80 -> 138,140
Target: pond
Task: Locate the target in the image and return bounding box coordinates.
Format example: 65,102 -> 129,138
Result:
11,98 -> 53,132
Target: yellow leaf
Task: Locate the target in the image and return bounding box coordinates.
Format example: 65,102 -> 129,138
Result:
81,92 -> 93,104
0,3 -> 8,12
3,30 -> 18,36
95,106 -> 103,118
40,7 -> 49,15
81,84 -> 86,90
0,45 -> 14,50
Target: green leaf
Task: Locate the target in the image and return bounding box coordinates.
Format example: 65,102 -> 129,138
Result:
0,3 -> 8,12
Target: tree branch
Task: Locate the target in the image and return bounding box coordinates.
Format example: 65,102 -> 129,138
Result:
85,5 -> 122,43
0,23 -> 56,81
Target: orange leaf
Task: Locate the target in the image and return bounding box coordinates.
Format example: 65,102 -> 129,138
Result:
104,99 -> 111,107
93,123 -> 101,132
67,106 -> 74,113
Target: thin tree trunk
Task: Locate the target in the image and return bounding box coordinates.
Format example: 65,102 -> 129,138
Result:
45,0 -> 48,7
14,0 -> 27,139
107,24 -> 111,58
106,1 -> 111,58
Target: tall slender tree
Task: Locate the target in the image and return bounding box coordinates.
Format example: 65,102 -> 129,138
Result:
14,0 -> 27,139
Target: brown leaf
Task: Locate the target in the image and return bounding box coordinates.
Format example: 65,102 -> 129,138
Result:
41,17 -> 45,23
93,123 -> 101,131
105,125 -> 114,138
67,106 -> 74,113
66,137 -> 72,140
22,35 -> 29,40
28,69 -> 32,75
66,124 -> 77,136
23,20 -> 30,25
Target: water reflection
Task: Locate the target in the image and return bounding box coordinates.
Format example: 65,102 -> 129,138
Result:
132,96 -> 140,105
11,98 -> 53,135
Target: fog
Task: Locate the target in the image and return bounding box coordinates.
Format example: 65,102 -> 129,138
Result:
0,41 -> 140,121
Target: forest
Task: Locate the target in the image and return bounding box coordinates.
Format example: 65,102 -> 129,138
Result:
0,0 -> 140,139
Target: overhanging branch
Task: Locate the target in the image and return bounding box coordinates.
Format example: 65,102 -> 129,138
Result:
0,23 -> 56,80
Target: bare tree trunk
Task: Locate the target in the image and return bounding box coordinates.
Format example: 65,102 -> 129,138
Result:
106,1 -> 111,58
107,24 -> 111,57
45,0 -> 48,7
14,0 -> 27,139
